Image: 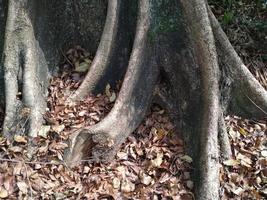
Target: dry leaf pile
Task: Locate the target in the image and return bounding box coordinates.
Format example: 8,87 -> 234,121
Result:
221,116 -> 267,199
0,109 -> 194,199
1,45 -> 266,199
0,48 -> 194,199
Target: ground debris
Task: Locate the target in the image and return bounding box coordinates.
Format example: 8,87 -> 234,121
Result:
220,115 -> 267,199
0,55 -> 193,199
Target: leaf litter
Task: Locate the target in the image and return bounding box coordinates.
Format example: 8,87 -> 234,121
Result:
210,2 -> 267,198
220,115 -> 267,199
0,46 -> 194,199
0,46 -> 266,199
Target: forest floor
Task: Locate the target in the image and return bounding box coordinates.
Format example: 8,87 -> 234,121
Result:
211,1 -> 267,199
0,48 -> 194,199
0,1 -> 266,199
0,43 -> 266,199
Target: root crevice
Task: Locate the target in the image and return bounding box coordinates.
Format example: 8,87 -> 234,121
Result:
65,0 -> 160,166
68,0 -> 121,102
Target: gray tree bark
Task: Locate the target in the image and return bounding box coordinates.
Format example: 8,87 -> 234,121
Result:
0,0 -> 266,199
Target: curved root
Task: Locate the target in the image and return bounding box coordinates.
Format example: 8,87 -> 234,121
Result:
68,0 -> 121,102
209,8 -> 267,118
65,0 -> 159,167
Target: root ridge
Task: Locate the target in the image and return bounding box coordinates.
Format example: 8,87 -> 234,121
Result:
2,1 -> 48,138
65,0 -> 159,166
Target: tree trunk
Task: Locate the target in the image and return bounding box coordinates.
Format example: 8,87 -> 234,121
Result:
0,0 -> 266,199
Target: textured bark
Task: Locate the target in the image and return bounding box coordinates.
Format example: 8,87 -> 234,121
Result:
68,0 -> 121,101
0,0 -> 266,199
181,0 -> 220,199
2,0 -> 48,137
218,110 -> 232,160
209,9 -> 267,118
0,0 -> 128,137
65,0 -> 159,165
0,1 -> 7,99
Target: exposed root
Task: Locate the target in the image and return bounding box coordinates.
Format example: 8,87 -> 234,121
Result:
2,1 -> 48,138
67,0 -> 121,102
65,0 -> 159,167
182,0 -> 220,199
218,110 -> 232,161
2,0 -> 24,138
209,8 -> 267,118
21,29 -> 47,138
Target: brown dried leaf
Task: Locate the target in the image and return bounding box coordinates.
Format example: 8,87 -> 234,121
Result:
38,125 -> 51,138
223,159 -> 240,166
121,179 -> 135,193
236,153 -> 252,167
112,177 -> 120,189
3,176 -> 14,195
261,150 -> 267,157
51,124 -> 65,133
117,152 -> 128,160
109,92 -> 116,102
17,181 -> 28,194
181,155 -> 193,163
9,146 -> 23,153
105,84 -> 111,97
0,187 -> 8,198
186,180 -> 194,190
140,172 -> 153,185
13,162 -> 23,175
14,135 -> 27,144
151,153 -> 163,167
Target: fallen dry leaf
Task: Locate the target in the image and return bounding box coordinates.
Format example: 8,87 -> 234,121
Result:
17,181 -> 28,194
120,179 -> 135,193
0,187 -> 8,198
181,155 -> 193,163
223,159 -> 240,166
112,177 -> 120,189
14,135 -> 27,144
0,48 -> 194,199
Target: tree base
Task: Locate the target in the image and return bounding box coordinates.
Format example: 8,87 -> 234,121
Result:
0,0 -> 266,199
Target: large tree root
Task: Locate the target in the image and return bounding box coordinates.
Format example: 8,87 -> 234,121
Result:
67,0 -> 121,102
2,1 -> 20,138
64,2 -> 266,199
182,0 -> 221,199
1,1 -> 266,199
64,0 -> 159,167
209,9 -> 267,118
2,1 -> 48,138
